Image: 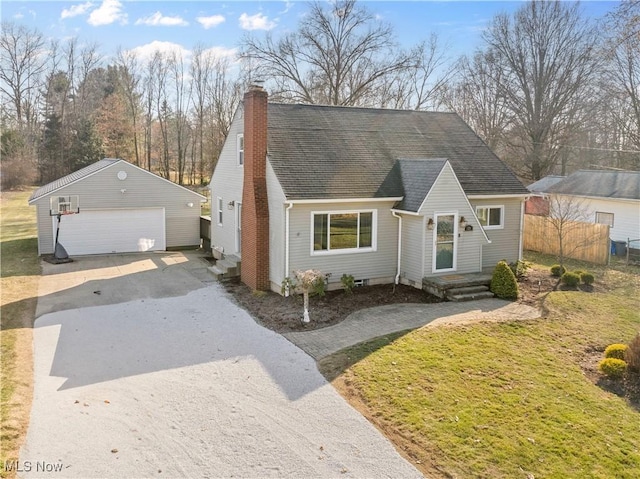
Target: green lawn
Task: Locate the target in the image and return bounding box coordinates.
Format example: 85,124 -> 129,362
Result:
1,190 -> 39,478
326,254 -> 640,478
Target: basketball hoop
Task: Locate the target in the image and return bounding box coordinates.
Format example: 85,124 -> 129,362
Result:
50,195 -> 80,217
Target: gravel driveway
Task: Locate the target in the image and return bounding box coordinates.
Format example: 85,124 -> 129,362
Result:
21,263 -> 421,478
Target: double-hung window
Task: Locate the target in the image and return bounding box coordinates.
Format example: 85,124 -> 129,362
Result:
216,197 -> 223,226
476,205 -> 504,229
237,134 -> 244,166
595,211 -> 614,228
312,210 -> 375,254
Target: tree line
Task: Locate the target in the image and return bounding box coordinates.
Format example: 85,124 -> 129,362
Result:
1,0 -> 638,190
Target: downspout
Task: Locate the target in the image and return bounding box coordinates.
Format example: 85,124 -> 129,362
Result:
391,211 -> 402,285
284,201 -> 294,296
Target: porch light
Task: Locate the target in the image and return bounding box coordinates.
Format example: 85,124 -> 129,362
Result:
186,202 -> 194,208
427,218 -> 434,230
227,200 -> 235,209
459,216 -> 467,228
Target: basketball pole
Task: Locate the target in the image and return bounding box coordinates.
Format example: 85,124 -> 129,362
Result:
53,213 -> 70,260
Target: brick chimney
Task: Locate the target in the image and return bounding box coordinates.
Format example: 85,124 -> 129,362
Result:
241,83 -> 270,291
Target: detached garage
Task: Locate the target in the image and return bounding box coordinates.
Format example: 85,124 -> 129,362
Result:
29,158 -> 205,256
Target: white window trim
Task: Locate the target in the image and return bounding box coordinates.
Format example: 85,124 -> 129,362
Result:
216,197 -> 223,226
310,209 -> 377,256
595,211 -> 614,228
476,205 -> 504,230
237,134 -> 244,167
432,212 -> 458,273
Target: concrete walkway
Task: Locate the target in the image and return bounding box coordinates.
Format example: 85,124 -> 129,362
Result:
284,299 -> 541,359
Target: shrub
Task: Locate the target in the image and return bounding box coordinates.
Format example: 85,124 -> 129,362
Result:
341,274 -> 355,295
598,358 -> 627,379
580,272 -> 595,285
626,334 -> 640,373
561,272 -> 580,288
311,276 -> 326,297
508,260 -> 531,280
550,264 -> 566,277
604,343 -> 628,360
490,260 -> 519,300
281,277 -> 296,296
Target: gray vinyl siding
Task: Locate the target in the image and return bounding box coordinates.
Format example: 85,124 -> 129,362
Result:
471,198 -> 523,267
33,161 -> 203,255
209,108 -> 244,256
266,160 -> 286,290
288,200 -> 398,288
418,164 -> 485,277
399,215 -> 424,285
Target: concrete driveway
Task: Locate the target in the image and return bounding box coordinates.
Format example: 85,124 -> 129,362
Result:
21,252 -> 422,478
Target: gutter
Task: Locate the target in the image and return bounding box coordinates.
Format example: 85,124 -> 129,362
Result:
284,201 -> 294,296
391,211 -> 402,285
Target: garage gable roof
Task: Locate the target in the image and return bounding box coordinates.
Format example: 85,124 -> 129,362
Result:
29,158 -> 205,204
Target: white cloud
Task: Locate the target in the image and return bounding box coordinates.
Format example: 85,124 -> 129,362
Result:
196,14 -> 225,29
239,12 -> 276,31
13,12 -> 24,20
61,2 -> 94,20
88,0 -> 127,26
127,41 -> 190,62
135,11 -> 188,27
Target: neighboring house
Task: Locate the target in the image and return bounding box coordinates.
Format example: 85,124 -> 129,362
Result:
525,175 -> 565,215
209,85 -> 529,293
543,170 -> 640,243
29,158 -> 205,256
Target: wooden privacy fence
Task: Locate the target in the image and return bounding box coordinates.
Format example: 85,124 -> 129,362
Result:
523,214 -> 610,264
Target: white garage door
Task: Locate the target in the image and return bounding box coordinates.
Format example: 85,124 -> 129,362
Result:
52,208 -> 166,255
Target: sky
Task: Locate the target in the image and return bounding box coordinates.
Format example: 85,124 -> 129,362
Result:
2,1 -> 620,64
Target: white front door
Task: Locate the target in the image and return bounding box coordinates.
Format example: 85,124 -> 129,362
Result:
235,202 -> 242,255
433,213 -> 457,273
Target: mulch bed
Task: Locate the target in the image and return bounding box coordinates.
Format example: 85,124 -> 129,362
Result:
222,281 -> 441,333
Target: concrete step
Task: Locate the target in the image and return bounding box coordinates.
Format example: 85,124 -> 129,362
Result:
447,291 -> 495,302
216,259 -> 238,276
447,285 -> 490,296
207,265 -> 225,281
207,264 -> 239,281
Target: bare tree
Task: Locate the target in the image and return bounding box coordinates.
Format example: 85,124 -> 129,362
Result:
169,51 -> 191,184
115,49 -> 143,166
483,1 -> 599,180
241,0 -> 411,106
600,0 -> 640,170
543,194 -> 592,270
440,50 -> 511,151
0,21 -> 46,128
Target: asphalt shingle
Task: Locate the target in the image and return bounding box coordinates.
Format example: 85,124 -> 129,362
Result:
266,103 -> 528,200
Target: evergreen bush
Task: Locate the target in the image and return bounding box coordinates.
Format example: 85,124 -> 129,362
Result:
604,343 -> 628,360
490,261 -> 519,300
561,272 -> 580,288
598,358 -> 627,379
550,264 -> 566,277
580,272 -> 595,285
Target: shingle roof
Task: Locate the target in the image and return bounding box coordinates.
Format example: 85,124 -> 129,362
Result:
546,170 -> 640,200
29,158 -> 120,203
377,159 -> 447,212
527,175 -> 565,193
266,103 -> 527,199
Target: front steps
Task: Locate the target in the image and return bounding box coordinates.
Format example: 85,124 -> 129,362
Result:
208,254 -> 241,281
422,272 -> 494,302
445,285 -> 494,302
